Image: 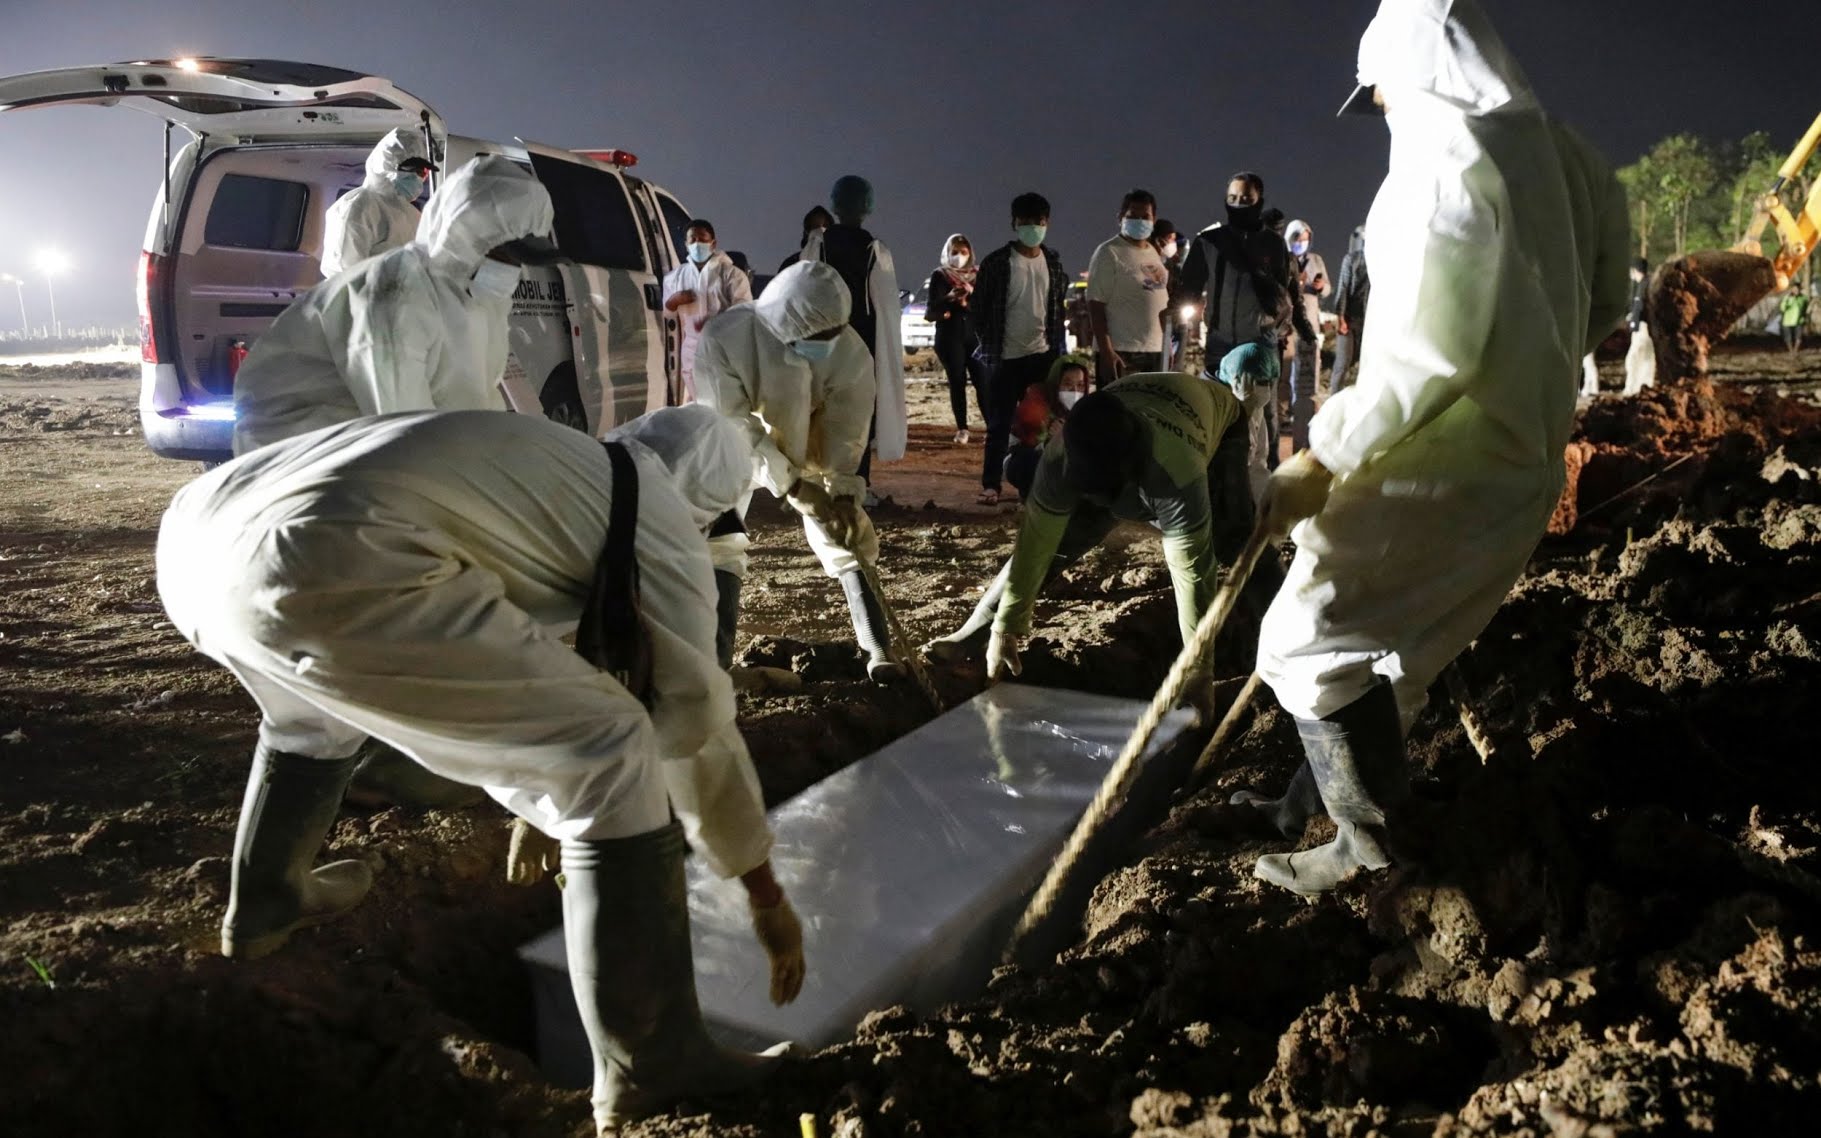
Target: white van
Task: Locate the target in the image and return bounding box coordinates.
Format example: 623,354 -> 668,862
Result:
0,58 -> 698,461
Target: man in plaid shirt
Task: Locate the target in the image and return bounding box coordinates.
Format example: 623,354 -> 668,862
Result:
970,191 -> 1069,506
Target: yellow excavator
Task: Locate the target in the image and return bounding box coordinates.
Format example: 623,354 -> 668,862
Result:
1652,110 -> 1821,383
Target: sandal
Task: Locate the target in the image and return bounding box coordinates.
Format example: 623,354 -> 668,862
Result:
976,488 -> 999,506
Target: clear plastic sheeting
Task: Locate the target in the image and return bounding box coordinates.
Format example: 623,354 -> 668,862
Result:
519,683 -> 1195,1084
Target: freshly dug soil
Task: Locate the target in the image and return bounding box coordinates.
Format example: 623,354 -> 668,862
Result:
4,361 -> 1820,1137
1647,251 -> 1779,385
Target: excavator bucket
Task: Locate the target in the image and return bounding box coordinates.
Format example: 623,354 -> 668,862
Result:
1647,250 -> 1779,385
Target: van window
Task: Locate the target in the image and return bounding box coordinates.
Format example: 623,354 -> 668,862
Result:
204,173 -> 308,251
656,193 -> 692,264
530,154 -> 647,272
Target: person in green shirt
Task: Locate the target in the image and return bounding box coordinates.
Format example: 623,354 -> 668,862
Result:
927,349 -> 1268,677
1781,289 -> 1810,354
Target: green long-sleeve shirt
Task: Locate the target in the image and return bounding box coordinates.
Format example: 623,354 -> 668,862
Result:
995,372 -> 1243,644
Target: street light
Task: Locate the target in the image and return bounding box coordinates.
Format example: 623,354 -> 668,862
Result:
0,273 -> 26,336
36,250 -> 69,339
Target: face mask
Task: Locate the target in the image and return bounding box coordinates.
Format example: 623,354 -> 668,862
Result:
1161,239 -> 1179,260
947,252 -> 970,269
1016,224 -> 1047,248
1059,390 -> 1083,409
687,242 -> 714,265
470,258 -> 522,299
1225,201 -> 1263,230
790,338 -> 835,361
392,171 -> 425,200
1291,240 -> 1310,257
1120,218 -> 1154,241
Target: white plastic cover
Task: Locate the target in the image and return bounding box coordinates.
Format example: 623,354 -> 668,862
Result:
519,683 -> 1195,1084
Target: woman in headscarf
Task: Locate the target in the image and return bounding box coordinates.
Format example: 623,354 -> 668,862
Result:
927,233 -> 987,443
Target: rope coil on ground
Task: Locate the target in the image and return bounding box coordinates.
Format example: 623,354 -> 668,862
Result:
1006,525 -> 1271,959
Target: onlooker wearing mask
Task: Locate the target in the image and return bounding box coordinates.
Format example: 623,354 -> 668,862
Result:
1004,354 -> 1090,497
1329,226 -> 1370,395
801,176 -> 905,493
928,234 -> 987,444
663,219 -> 753,403
971,192 -> 1069,507
1153,220 -> 1185,370
1177,172 -> 1315,500
319,128 -> 437,277
1621,258 -> 1655,395
777,206 -> 834,275
1087,189 -> 1171,388
1284,220 -> 1330,453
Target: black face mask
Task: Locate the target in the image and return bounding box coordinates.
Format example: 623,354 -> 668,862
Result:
1225,201 -> 1263,230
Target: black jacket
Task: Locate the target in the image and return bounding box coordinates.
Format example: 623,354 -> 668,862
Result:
1336,247 -> 1371,324
927,270 -> 977,356
1176,222 -> 1313,349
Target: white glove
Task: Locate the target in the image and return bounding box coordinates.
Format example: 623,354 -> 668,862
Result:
787,479 -> 854,550
986,628 -> 1024,680
505,818 -> 560,886
749,895 -> 806,1005
1259,450 -> 1334,539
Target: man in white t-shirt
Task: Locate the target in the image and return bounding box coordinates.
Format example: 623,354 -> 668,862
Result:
1086,189 -> 1171,388
970,191 -> 1069,506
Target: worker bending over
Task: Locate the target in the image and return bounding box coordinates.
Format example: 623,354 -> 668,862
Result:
319,127 -> 438,277
936,365 -> 1257,681
234,155 -> 559,455
1237,0 -> 1632,895
157,409 -> 804,1133
694,261 -> 903,681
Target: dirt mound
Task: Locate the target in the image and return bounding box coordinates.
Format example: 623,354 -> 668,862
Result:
1648,251 -> 1780,384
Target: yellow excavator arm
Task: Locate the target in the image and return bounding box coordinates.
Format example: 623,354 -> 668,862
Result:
1735,110 -> 1821,289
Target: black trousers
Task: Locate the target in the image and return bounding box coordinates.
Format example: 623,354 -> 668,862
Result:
938,334 -> 988,431
1095,350 -> 1163,389
982,351 -> 1056,492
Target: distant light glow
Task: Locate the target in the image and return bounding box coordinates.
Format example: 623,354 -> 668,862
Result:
181,403 -> 238,421
175,58 -> 201,72
36,250 -> 70,276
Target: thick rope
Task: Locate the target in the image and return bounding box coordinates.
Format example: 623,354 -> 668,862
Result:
858,558 -> 945,713
1442,663 -> 1501,765
1006,525 -> 1271,958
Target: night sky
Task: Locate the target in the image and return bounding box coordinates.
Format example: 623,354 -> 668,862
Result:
0,0 -> 1805,330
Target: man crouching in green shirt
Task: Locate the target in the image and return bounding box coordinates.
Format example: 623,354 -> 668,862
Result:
928,351 -> 1268,680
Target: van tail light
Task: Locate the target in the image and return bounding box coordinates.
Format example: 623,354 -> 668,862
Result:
228,339 -> 249,377
137,251 -> 166,364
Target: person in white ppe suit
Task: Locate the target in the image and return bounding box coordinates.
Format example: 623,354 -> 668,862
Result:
319,127 -> 437,277
157,407 -> 804,1134
1235,0 -> 1632,896
693,260 -> 903,681
232,155 -> 559,456
663,218 -> 753,403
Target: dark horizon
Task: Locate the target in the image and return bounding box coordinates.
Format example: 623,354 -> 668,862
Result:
0,0 -> 1805,329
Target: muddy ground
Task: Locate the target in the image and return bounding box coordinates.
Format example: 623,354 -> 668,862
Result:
2,344 -> 1819,1136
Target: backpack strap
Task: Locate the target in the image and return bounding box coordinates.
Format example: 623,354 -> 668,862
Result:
576,441 -> 654,709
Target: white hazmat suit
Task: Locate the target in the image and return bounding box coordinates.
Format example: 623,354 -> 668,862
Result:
694,261 -> 880,578
1257,0 -> 1632,727
319,127 -> 432,277
159,409 -> 772,876
232,156 -> 556,456
664,250 -> 753,403
800,227 -> 907,461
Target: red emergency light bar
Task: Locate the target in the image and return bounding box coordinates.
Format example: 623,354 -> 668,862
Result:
574,149 -> 638,168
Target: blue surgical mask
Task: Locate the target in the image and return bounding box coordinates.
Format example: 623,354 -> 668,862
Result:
1291,240 -> 1310,256
687,242 -> 714,265
392,171 -> 425,201
790,338 -> 835,361
1016,224 -> 1047,248
470,258 -> 522,300
1121,218 -> 1154,241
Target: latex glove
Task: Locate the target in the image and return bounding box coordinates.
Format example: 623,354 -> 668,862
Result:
506,818 -> 560,886
986,629 -> 1024,680
787,480 -> 853,550
749,895 -> 806,1005
1260,450 -> 1333,539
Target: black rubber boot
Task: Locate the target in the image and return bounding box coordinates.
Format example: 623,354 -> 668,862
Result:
839,568 -> 903,682
923,561 -> 1009,664
562,822 -> 782,1132
344,739 -> 486,810
714,569 -> 742,671
221,744 -> 374,960
1255,683 -> 1409,897
1229,759 -> 1322,840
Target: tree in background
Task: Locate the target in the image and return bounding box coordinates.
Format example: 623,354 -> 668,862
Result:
1619,131 -> 1805,276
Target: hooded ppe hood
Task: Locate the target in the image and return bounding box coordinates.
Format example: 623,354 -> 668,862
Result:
1355,0 -> 1535,119
415,155 -> 557,275
1286,220 -> 1313,246
607,404 -> 754,531
365,127 -> 430,180
753,261 -> 851,344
